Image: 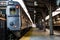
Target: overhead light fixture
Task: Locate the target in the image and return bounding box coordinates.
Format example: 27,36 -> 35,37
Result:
57,18 -> 60,20
42,19 -> 44,22
45,8 -> 60,20
56,0 -> 60,6
34,1 -> 38,6
54,21 -> 56,24
34,10 -> 36,13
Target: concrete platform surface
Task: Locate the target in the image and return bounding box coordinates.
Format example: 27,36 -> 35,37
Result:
20,28 -> 60,40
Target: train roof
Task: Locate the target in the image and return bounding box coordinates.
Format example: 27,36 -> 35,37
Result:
0,1 -> 20,6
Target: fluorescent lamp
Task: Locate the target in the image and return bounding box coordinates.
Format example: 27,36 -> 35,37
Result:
34,1 -> 38,6
57,18 -> 60,20
42,19 -> 44,22
45,15 -> 49,20
45,8 -> 60,20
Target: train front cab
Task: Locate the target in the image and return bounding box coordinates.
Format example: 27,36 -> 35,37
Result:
6,1 -> 21,40
0,1 -> 21,40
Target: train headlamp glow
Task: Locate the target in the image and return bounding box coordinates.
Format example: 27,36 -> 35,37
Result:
14,26 -> 17,28
16,6 -> 19,8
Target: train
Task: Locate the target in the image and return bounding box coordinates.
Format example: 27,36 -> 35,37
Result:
0,1 -> 21,40
0,0 -> 32,40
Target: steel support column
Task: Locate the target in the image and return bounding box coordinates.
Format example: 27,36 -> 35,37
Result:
49,5 -> 54,35
43,19 -> 46,31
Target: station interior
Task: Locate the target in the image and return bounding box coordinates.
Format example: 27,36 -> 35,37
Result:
0,0 -> 60,40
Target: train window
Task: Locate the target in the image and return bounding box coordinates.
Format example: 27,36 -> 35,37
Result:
0,11 -> 2,14
0,9 -> 6,14
0,11 -> 2,15
0,9 -> 6,17
10,8 -> 16,15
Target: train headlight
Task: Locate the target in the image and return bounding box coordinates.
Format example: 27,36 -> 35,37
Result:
14,26 -> 17,28
16,6 -> 19,8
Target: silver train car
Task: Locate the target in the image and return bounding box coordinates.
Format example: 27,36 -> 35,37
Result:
0,1 -> 21,40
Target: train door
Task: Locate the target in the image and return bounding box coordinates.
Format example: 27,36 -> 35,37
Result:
0,7 -> 6,40
6,6 -> 21,31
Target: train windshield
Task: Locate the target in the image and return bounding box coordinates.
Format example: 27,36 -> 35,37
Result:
10,7 -> 19,16
10,8 -> 16,15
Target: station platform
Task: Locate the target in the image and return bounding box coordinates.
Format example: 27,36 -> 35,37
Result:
20,28 -> 60,40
